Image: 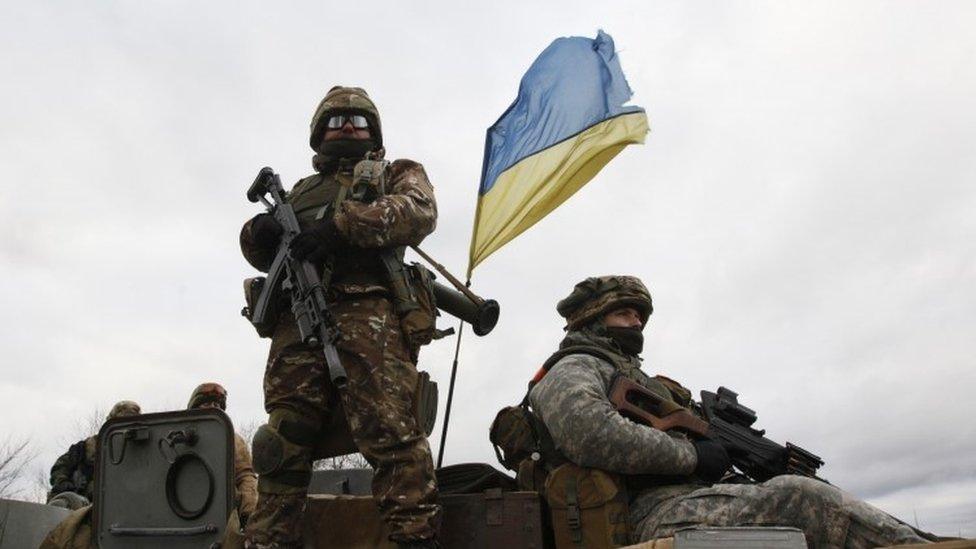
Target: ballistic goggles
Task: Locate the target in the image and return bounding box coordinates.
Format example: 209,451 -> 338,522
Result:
326,114 -> 370,130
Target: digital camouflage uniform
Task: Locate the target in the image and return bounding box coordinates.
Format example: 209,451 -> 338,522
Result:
241,87 -> 439,547
529,276 -> 928,548
187,383 -> 259,523
48,400 -> 141,506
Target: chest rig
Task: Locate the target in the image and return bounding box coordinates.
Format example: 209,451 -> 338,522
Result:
288,159 -> 436,350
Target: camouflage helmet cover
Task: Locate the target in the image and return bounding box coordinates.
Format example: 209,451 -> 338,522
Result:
557,275 -> 653,330
107,400 -> 141,420
187,382 -> 227,410
309,86 -> 383,151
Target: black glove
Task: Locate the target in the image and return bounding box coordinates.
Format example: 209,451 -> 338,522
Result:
290,217 -> 346,262
51,481 -> 75,495
692,438 -> 731,482
251,213 -> 284,250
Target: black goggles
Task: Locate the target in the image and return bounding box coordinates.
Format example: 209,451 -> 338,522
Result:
326,114 -> 369,130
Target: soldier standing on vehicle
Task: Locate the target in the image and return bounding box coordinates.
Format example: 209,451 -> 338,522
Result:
47,400 -> 141,509
525,275 -> 931,547
187,382 -> 258,527
240,86 -> 440,549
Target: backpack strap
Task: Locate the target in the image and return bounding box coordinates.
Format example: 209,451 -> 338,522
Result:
539,345 -> 626,378
518,345 -> 628,470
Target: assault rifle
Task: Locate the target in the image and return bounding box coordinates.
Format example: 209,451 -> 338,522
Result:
242,167 -> 347,388
608,376 -> 824,482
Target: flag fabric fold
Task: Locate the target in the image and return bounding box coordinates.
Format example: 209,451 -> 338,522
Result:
467,30 -> 649,276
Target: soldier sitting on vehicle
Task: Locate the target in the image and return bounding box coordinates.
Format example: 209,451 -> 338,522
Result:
187,382 -> 258,527
47,400 -> 141,510
504,275 -> 931,547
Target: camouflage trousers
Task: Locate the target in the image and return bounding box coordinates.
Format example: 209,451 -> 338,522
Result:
245,294 -> 439,548
632,475 -> 928,548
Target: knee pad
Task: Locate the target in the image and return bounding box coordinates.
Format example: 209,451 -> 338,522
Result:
253,409 -> 320,494
252,423 -> 286,476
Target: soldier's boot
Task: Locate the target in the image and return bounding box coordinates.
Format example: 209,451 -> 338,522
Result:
245,409 -> 318,549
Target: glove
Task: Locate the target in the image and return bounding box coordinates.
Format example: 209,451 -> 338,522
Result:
290,217 -> 346,262
50,481 -> 75,496
250,213 -> 284,250
692,438 -> 731,482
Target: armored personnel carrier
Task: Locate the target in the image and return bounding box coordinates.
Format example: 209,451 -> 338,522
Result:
7,407 -> 972,549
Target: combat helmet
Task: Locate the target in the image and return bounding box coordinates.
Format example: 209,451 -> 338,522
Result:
309,86 -> 383,152
107,400 -> 141,420
187,382 -> 227,410
557,275 -> 653,331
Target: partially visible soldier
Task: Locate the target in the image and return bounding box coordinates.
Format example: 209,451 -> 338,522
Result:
187,382 -> 258,527
240,86 -> 440,548
47,400 -> 141,509
528,276 -> 930,547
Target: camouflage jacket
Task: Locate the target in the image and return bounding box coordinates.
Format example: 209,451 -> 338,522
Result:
49,436 -> 96,500
234,432 -> 258,518
240,159 -> 437,286
528,329 -> 699,477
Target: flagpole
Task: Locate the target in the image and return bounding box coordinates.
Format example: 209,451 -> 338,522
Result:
436,292 -> 468,469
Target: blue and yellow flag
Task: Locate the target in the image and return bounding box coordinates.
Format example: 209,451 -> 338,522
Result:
467,30 -> 649,276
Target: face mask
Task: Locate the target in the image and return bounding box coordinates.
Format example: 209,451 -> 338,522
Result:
605,326 -> 644,356
319,138 -> 375,160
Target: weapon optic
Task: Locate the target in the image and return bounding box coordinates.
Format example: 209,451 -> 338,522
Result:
699,387 -> 824,482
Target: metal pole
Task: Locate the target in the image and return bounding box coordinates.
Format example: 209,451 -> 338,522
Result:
436,316 -> 466,469
411,245 -> 485,305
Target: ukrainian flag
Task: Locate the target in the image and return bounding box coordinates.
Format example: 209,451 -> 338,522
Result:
467,30 -> 649,277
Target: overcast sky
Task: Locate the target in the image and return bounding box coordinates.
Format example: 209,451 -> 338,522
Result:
1,0 -> 974,537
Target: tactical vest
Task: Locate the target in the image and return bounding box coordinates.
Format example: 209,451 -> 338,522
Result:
289,160 -> 389,284
286,160 -> 437,349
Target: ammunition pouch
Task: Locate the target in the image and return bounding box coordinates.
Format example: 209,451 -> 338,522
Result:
489,405 -> 539,472
413,369 -> 439,437
242,276 -> 278,338
490,397 -> 570,497
544,463 -> 631,549
400,263 -> 438,350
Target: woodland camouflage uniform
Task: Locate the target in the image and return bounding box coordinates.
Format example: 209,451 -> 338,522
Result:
240,87 -> 439,547
48,400 -> 141,505
187,383 -> 259,523
529,275 -> 929,548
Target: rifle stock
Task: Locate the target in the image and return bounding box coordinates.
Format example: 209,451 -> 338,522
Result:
608,376 -> 824,482
608,375 -> 709,436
